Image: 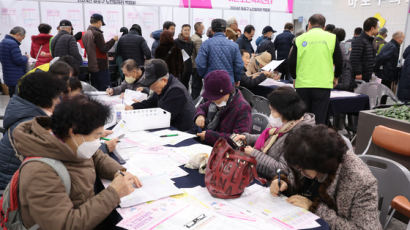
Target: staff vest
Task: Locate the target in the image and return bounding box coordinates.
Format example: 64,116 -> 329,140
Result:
295,28 -> 336,89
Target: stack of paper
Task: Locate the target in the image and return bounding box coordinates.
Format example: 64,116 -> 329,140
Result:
330,90 -> 360,98
123,89 -> 148,105
259,78 -> 294,88
120,175 -> 183,208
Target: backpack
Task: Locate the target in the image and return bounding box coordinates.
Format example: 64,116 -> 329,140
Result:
0,157 -> 71,230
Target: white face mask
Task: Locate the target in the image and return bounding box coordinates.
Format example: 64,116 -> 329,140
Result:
73,136 -> 100,159
268,115 -> 283,128
125,76 -> 136,84
215,100 -> 227,108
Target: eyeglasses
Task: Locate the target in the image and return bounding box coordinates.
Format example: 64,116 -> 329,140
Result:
184,214 -> 206,228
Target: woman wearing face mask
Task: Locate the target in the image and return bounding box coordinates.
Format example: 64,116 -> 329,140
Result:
195,70 -> 252,146
106,59 -> 148,96
13,95 -> 142,230
234,86 -> 315,180
270,125 -> 381,230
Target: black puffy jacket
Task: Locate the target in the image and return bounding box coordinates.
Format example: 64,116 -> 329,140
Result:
117,30 -> 151,66
350,32 -> 376,82
256,37 -> 276,60
50,30 -> 82,65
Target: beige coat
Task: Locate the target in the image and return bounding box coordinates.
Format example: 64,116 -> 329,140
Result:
13,117 -> 124,230
191,32 -> 202,68
246,56 -> 275,79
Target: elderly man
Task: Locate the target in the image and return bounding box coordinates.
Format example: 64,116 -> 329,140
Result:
50,20 -> 82,65
195,19 -> 243,86
0,26 -> 28,96
226,17 -> 240,40
375,31 -> 405,89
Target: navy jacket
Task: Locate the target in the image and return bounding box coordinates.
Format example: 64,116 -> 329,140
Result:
0,35 -> 28,86
256,37 -> 276,60
375,39 -> 401,82
195,32 -> 243,83
117,30 -> 151,66
273,30 -> 295,60
398,46 -> 410,102
131,75 -> 195,131
0,96 -> 47,190
236,34 -> 254,55
150,29 -> 162,58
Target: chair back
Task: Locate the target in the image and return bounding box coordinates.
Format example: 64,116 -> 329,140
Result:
81,81 -> 98,92
354,82 -> 399,109
372,125 -> 410,157
252,95 -> 271,116
251,113 -> 269,134
359,155 -> 410,225
238,86 -> 255,107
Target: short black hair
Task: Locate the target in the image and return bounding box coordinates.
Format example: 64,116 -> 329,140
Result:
18,72 -> 66,108
49,61 -> 73,81
211,19 -> 227,33
354,27 -> 363,36
333,28 -> 346,42
74,31 -> 82,41
69,77 -> 82,92
325,24 -> 335,32
58,55 -> 80,77
182,24 -> 191,29
51,95 -> 110,140
130,24 -> 141,36
38,23 -> 52,34
267,86 -> 306,121
283,124 -> 347,174
120,26 -> 129,36
363,17 -> 378,32
244,25 -> 255,34
308,14 -> 326,28
240,49 -> 248,56
163,21 -> 176,30
284,23 -> 294,30
194,22 -> 203,32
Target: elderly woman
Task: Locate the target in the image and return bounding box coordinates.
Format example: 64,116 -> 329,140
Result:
270,125 -> 381,230
195,70 -> 252,146
13,95 -> 142,230
234,87 -> 315,180
246,51 -> 279,80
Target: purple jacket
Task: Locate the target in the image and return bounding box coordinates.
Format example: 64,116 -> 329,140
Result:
196,89 -> 252,146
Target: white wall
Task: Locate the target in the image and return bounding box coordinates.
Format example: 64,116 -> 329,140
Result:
293,0 -> 408,42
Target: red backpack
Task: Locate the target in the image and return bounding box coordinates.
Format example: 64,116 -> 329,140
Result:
205,138 -> 267,199
0,157 -> 70,230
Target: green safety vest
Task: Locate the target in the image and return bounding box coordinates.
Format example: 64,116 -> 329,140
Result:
295,28 -> 336,89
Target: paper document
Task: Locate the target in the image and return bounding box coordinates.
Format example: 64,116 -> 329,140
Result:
151,129 -> 196,145
120,175 -> 183,208
261,59 -> 285,72
123,89 -> 148,105
106,120 -> 128,139
259,78 -> 294,88
330,91 -> 360,98
167,144 -> 213,164
181,49 -> 190,62
85,91 -> 107,96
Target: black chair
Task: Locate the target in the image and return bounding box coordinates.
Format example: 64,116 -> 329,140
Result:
252,95 -> 271,116
251,113 -> 269,134
238,86 -> 255,107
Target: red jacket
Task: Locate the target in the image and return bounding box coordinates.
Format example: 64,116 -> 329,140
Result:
30,33 -> 53,67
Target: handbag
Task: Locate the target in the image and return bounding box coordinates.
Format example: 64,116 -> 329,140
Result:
205,138 -> 267,199
27,45 -> 43,71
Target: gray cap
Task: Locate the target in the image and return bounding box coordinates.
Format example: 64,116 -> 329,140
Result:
379,27 -> 388,35
139,59 -> 169,87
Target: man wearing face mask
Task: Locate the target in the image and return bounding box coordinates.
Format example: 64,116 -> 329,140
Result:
0,72 -> 66,191
233,87 -> 315,180
13,95 -> 142,229
126,59 -> 195,132
195,70 -> 252,146
106,59 -> 148,96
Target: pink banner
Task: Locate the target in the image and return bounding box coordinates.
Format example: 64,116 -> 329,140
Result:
180,0 -> 293,13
